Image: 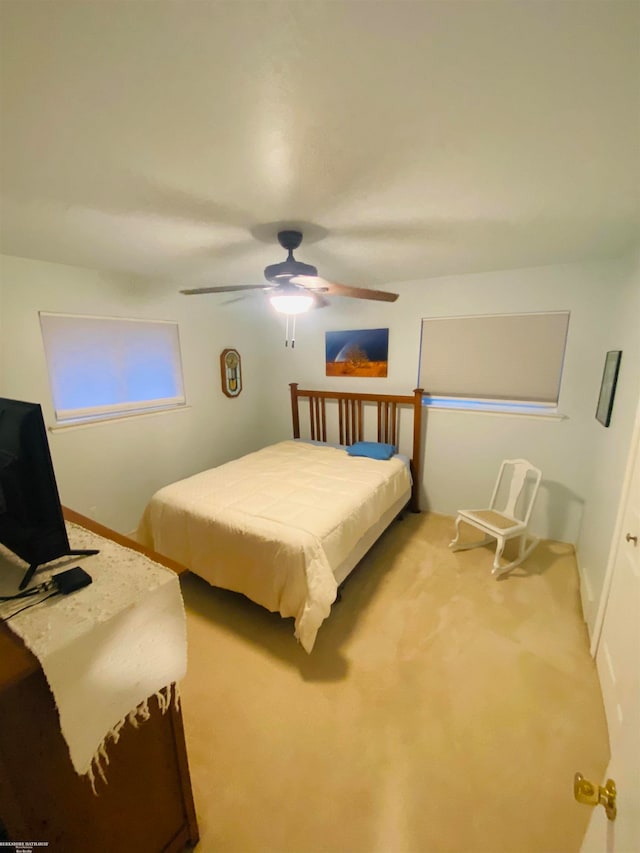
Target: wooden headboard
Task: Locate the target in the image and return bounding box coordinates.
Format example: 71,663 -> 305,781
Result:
289,383 -> 424,512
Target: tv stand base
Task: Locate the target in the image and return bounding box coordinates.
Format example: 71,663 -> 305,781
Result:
19,549 -> 100,591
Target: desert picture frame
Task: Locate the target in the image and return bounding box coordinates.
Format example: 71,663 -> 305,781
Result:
595,350 -> 622,427
325,328 -> 389,377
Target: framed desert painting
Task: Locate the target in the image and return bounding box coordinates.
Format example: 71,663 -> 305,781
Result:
325,328 -> 389,377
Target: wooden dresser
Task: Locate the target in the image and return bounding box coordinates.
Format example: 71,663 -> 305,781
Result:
0,509 -> 199,853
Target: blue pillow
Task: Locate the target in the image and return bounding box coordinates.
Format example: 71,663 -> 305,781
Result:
347,441 -> 396,460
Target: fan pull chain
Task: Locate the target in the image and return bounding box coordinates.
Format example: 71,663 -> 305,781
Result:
283,314 -> 297,348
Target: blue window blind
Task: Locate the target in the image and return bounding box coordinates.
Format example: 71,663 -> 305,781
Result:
40,313 -> 186,423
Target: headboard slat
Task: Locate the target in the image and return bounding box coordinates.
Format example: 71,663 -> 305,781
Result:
308,398 -> 315,441
311,396 -> 325,442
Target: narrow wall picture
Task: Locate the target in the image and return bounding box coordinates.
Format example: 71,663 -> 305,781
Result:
595,350 -> 622,427
325,328 -> 389,377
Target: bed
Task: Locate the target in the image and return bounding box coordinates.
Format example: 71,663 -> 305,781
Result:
136,384 -> 424,652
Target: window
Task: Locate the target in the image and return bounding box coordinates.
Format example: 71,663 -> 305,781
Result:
418,311 -> 570,414
40,313 -> 186,425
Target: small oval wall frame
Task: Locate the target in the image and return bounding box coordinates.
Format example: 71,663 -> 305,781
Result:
220,348 -> 242,398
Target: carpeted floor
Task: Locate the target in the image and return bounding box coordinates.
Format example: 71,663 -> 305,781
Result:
178,511 -> 609,853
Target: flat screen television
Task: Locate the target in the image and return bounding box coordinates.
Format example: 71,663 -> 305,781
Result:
0,398 -> 98,590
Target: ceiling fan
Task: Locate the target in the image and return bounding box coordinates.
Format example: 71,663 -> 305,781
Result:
180,229 -> 399,315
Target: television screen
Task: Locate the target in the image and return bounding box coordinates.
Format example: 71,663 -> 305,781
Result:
0,398 -> 97,590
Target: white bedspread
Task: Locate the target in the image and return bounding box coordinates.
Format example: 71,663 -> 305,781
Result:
137,440 -> 411,651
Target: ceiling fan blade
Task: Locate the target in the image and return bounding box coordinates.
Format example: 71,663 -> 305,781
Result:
222,292 -> 261,305
292,276 -> 398,302
321,280 -> 399,302
312,293 -> 330,309
180,284 -> 268,295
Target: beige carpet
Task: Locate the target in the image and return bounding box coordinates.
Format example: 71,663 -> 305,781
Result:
178,512 -> 610,853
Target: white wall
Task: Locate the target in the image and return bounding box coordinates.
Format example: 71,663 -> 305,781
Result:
0,253 -> 270,532
575,247 -> 640,629
2,249 -> 638,641
0,270 -> 4,384
262,255 -> 640,556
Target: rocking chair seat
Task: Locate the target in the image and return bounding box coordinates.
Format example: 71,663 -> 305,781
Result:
457,509 -> 525,532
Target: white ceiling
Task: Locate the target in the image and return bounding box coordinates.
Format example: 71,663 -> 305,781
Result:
1,1 -> 639,292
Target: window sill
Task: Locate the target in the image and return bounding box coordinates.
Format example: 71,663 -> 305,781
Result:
49,404 -> 191,432
422,398 -> 567,420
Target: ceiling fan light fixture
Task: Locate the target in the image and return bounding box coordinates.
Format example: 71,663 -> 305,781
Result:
270,293 -> 314,315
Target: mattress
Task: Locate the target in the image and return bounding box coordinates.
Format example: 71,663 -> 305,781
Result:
137,440 -> 411,651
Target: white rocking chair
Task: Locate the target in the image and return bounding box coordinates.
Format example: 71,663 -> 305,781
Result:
449,459 -> 542,577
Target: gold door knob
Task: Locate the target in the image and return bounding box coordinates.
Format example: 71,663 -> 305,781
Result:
574,773 -> 617,821
626,532 -> 638,545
